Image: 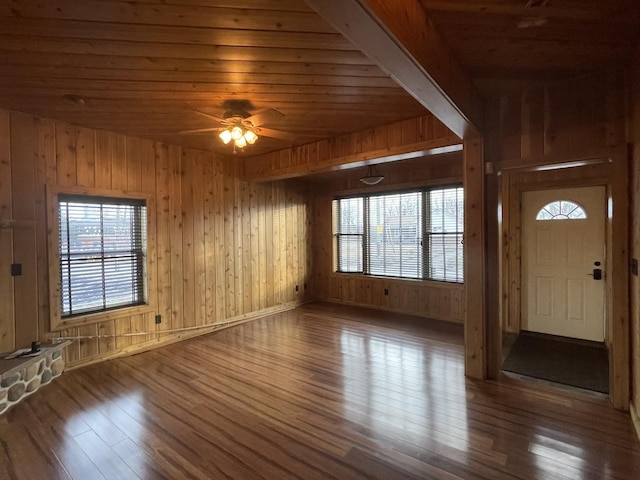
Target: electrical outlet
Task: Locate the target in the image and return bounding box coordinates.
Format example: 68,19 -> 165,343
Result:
384,288 -> 389,296
155,314 -> 162,324
11,264 -> 22,276
632,258 -> 639,277
295,285 -> 299,292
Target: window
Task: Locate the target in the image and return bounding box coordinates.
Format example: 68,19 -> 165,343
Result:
426,187 -> 464,281
367,191 -> 423,278
58,194 -> 147,318
333,186 -> 463,282
334,197 -> 364,273
536,200 -> 587,220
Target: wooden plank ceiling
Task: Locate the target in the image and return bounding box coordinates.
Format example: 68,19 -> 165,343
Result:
0,0 -> 428,156
419,0 -> 640,93
0,1 -> 638,156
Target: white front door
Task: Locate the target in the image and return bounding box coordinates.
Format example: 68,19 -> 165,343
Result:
522,186 -> 606,342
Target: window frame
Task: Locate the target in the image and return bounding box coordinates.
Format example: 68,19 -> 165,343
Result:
47,186 -> 154,330
535,200 -> 588,220
333,185 -> 464,283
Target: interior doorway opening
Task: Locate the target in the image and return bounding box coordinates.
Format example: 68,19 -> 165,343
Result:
501,185 -> 609,394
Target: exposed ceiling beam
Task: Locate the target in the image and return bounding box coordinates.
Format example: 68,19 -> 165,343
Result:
305,0 -> 483,139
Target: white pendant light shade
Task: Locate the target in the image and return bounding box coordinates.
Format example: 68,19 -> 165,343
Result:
360,165 -> 384,185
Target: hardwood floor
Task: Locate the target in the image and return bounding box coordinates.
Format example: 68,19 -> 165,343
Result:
1,302 -> 639,479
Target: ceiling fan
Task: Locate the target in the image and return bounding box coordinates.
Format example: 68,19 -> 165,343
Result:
179,100 -> 295,151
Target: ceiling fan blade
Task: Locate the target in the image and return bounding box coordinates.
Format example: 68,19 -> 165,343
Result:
192,109 -> 225,123
178,126 -> 220,134
245,108 -> 284,127
255,127 -> 296,142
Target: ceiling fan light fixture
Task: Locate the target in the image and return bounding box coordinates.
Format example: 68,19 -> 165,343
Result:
230,126 -> 244,140
235,135 -> 247,148
360,165 -> 384,185
200,104 -> 285,149
219,129 -> 233,144
244,130 -> 258,144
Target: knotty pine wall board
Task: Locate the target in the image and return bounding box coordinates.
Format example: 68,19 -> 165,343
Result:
0,108 -> 311,367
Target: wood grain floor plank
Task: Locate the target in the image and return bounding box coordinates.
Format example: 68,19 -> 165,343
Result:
37,423 -> 106,480
2,302 -> 639,479
0,423 -> 73,480
111,438 -> 172,480
74,430 -> 139,479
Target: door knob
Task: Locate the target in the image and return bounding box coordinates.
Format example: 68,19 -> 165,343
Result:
588,268 -> 602,280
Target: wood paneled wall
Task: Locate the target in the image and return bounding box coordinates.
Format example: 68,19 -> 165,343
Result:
242,113 -> 459,181
630,45 -> 640,437
0,108 -> 311,367
491,70 -> 625,167
309,154 -> 465,323
485,70 -> 629,408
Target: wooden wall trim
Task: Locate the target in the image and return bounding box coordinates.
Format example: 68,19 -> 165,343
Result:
463,137 -> 486,379
485,169 -> 501,379
242,114 -> 459,181
0,110 -> 15,353
609,146 -> 630,410
629,41 -> 640,435
10,112 -> 38,349
498,151 -> 614,173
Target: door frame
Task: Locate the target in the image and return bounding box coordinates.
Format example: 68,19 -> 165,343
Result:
498,151 -> 630,410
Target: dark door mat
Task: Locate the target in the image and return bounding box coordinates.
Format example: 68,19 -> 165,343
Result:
502,331 -> 609,394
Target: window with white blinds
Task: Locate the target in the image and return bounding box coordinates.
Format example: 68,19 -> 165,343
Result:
58,194 -> 147,318
367,191 -> 423,278
333,186 -> 463,283
426,187 -> 464,282
333,197 -> 364,273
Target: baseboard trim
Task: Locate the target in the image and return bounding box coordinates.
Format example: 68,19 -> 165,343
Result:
65,300 -> 307,370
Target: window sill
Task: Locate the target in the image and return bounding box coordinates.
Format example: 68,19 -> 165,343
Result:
51,304 -> 154,331
332,271 -> 464,287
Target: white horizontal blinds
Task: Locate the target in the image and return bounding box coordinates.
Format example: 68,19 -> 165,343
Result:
334,197 -> 364,273
59,195 -> 147,317
366,191 -> 422,278
426,187 -> 464,282
334,186 -> 463,283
